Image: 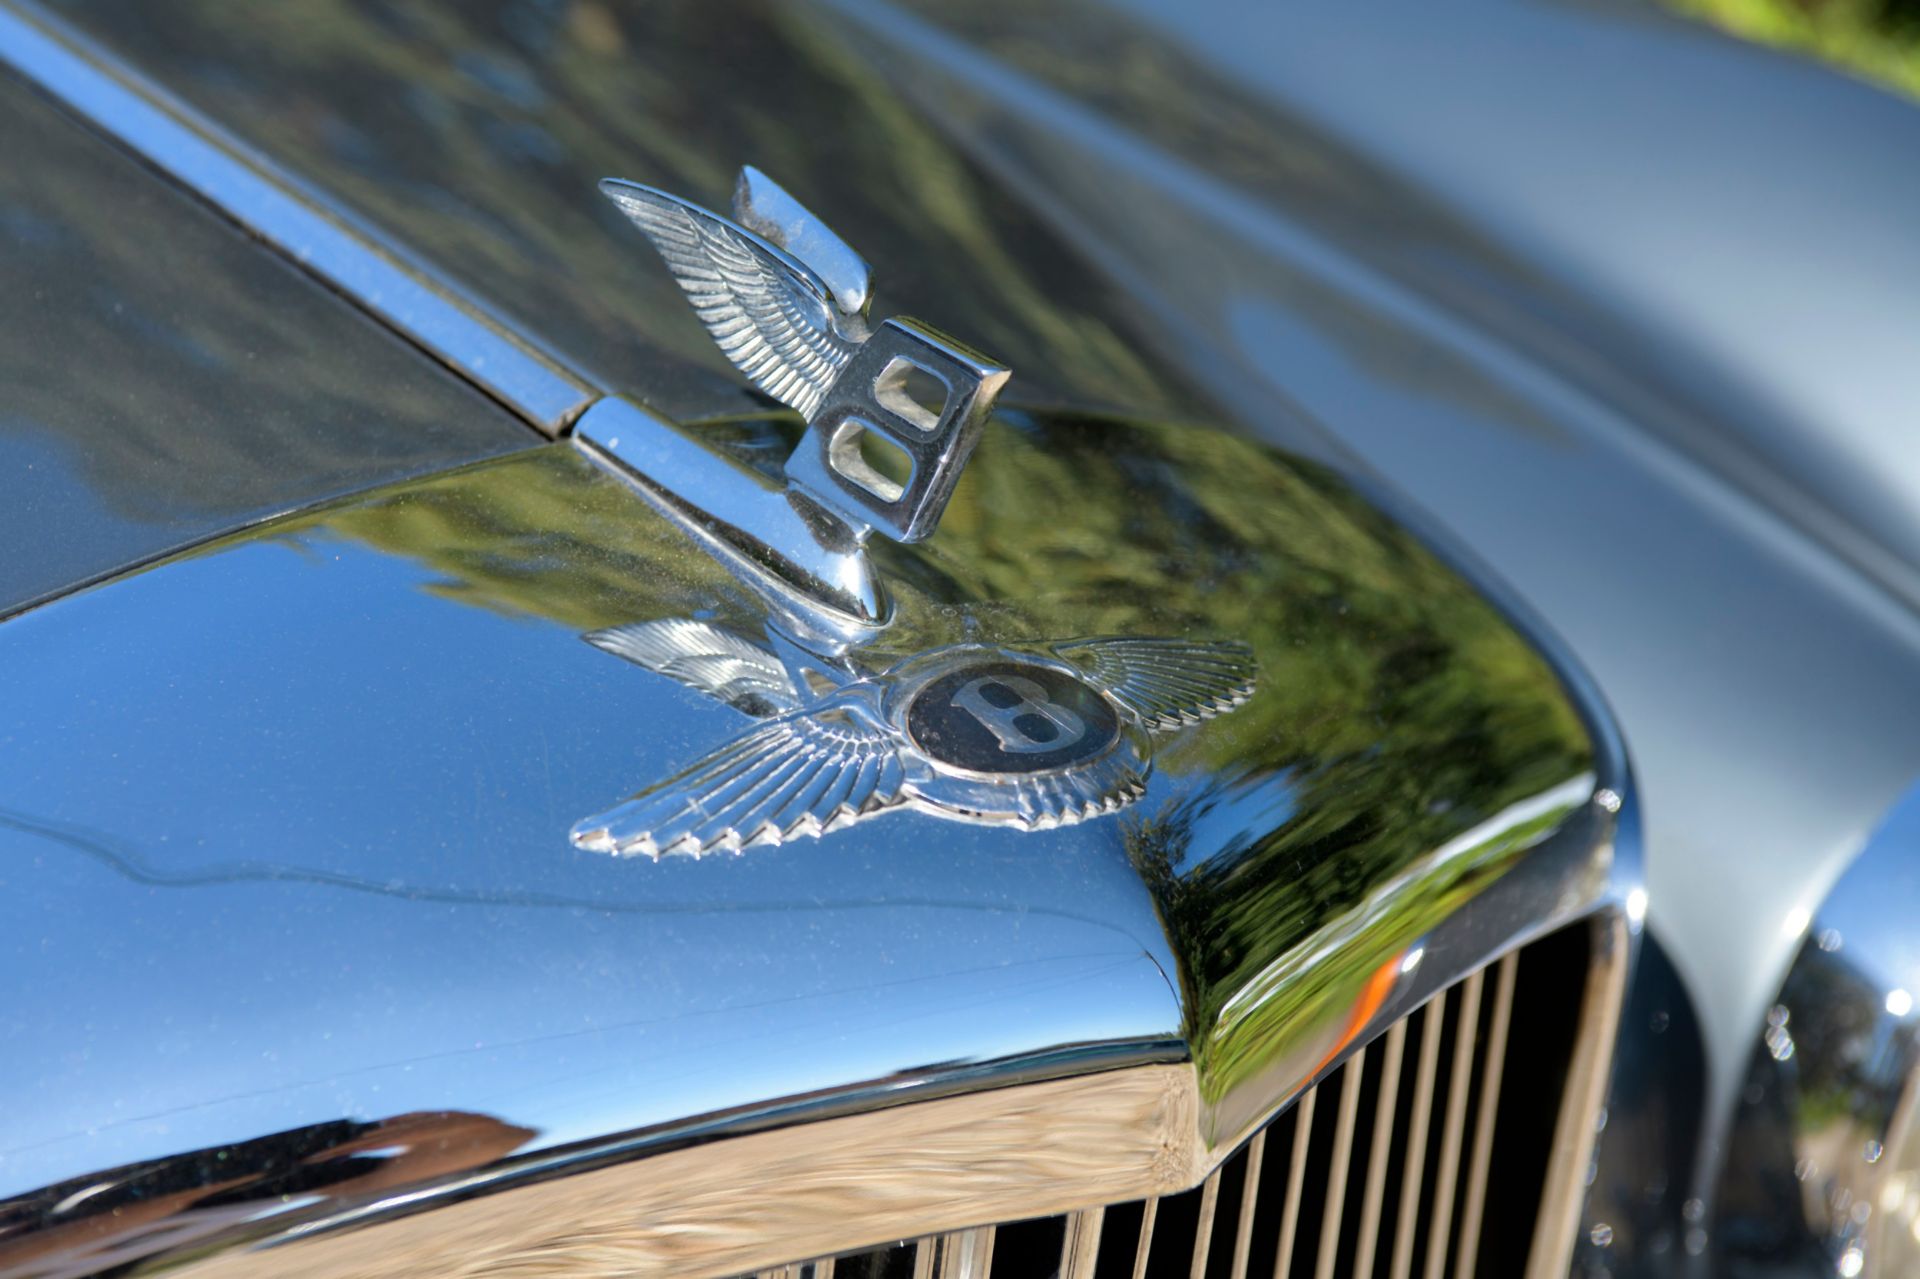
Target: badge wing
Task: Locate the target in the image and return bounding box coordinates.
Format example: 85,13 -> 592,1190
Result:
570,699 -> 909,859
584,620 -> 802,718
1051,637 -> 1258,730
600,178 -> 858,420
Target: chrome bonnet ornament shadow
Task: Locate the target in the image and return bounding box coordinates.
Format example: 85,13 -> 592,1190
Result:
572,621 -> 1256,859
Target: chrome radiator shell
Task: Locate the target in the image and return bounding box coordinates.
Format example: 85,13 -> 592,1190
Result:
752,923 -> 1625,1279
0,420 -> 1630,1277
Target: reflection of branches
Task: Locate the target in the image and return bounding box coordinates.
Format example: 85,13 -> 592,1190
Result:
0,80 -> 529,543
51,0 -> 1200,421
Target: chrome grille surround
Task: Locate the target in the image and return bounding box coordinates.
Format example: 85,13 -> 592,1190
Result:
750,921 -> 1623,1279
0,10 -> 1636,1265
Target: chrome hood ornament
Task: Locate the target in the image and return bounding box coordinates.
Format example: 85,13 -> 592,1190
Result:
572,621 -> 1256,859
583,174 -> 1255,859
601,169 -> 1009,544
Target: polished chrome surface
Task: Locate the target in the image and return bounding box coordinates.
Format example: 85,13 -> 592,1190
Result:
936,1228 -> 997,1279
786,316 -> 1009,544
1353,1020 -> 1406,1279
1278,1089 -> 1315,1279
10,0 -> 1909,1272
180,1063 -> 1197,1279
572,397 -> 890,637
588,171 -> 1018,628
1454,954 -> 1517,1277
756,5 -> 1920,1231
572,628 -> 1255,859
1062,1207 -> 1104,1279
0,1 -> 1630,1267
600,176 -> 875,424
1229,1131 -> 1262,1279
0,1 -> 596,433
749,926 -> 1619,1279
1713,780 -> 1920,1277
19,0 -> 1201,427
1317,1051 -> 1363,1279
0,65 -> 534,618
602,172 -> 1011,544
735,166 -> 874,320
16,6 -> 1920,1188
0,401 -> 1622,1274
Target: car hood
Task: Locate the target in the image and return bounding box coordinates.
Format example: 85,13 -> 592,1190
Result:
10,0 -> 1920,1244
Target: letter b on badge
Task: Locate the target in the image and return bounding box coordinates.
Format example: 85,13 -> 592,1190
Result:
951,674 -> 1087,755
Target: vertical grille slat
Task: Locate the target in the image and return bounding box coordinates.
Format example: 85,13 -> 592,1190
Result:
1187,1170 -> 1222,1279
1062,1211 -> 1103,1279
1353,1019 -> 1408,1279
1313,1049 -> 1366,1279
1228,1131 -> 1265,1279
1391,994 -> 1446,1279
937,1227 -> 996,1279
749,926 -> 1601,1279
1454,954 -> 1518,1279
1273,1084 -> 1317,1279
1133,1199 -> 1160,1279
1422,969 -> 1484,1279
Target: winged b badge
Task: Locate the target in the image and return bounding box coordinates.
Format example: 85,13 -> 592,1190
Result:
572,620 -> 1257,859
602,168 -> 1008,545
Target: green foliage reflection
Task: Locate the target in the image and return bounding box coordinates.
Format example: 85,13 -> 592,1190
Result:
1668,0 -> 1920,99
303,409 -> 1594,1117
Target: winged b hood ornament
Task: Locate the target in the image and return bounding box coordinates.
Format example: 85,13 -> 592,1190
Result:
601,169 -> 1007,544
577,171 -> 1259,860
573,621 -> 1257,859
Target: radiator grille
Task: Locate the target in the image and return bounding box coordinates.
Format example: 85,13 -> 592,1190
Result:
752,926 -> 1594,1279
